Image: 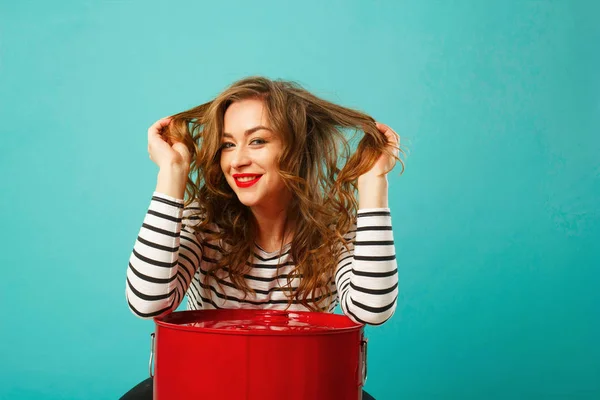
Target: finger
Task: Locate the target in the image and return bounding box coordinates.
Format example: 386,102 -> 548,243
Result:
148,129 -> 173,156
389,129 -> 400,145
172,141 -> 191,162
374,121 -> 389,133
150,116 -> 172,131
375,121 -> 394,134
375,122 -> 399,144
148,117 -> 173,137
375,122 -> 397,142
148,130 -> 169,150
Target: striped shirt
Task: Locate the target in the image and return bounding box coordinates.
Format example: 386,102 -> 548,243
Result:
126,192 -> 398,325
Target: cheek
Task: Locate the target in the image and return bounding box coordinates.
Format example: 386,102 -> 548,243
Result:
263,152 -> 281,171
267,160 -> 285,188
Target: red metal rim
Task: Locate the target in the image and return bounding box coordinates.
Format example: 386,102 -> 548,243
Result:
154,309 -> 364,336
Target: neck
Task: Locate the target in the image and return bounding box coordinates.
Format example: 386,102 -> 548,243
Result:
251,204 -> 295,253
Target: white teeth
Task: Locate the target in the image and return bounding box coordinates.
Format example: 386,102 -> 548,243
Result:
236,176 -> 260,182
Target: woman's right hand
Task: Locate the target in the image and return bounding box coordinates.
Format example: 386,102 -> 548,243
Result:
148,117 -> 191,199
148,116 -> 191,173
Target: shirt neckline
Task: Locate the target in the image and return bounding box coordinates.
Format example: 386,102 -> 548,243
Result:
254,242 -> 292,256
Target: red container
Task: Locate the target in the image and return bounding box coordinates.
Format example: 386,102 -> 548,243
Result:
150,309 -> 367,400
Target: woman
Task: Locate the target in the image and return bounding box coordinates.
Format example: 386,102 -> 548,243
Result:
122,76 -> 403,399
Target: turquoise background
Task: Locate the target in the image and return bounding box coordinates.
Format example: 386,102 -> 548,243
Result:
1,1 -> 598,399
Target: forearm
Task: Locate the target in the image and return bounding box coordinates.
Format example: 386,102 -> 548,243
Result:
155,167 -> 188,200
335,209 -> 398,325
357,174 -> 389,209
126,193 -> 199,319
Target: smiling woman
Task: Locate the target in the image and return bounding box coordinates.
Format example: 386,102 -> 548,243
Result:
122,76 -> 404,399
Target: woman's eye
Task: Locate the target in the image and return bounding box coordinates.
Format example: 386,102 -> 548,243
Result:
221,142 -> 234,149
250,138 -> 266,145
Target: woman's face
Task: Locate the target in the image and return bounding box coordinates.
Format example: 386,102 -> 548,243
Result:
220,98 -> 289,211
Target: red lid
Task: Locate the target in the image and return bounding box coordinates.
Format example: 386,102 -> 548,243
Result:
155,309 -> 363,335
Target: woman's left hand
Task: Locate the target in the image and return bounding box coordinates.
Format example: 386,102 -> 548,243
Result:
362,122 -> 400,177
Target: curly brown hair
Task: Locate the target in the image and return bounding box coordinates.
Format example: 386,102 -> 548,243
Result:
161,76 -> 403,311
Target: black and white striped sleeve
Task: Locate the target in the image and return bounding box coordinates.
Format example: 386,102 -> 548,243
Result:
334,208 -> 398,325
125,192 -> 203,319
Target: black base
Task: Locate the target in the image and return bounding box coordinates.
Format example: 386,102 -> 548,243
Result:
120,378 -> 375,399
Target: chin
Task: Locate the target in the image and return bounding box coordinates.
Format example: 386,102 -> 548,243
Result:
236,195 -> 261,208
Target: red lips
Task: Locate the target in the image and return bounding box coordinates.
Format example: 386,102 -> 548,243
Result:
232,174 -> 262,188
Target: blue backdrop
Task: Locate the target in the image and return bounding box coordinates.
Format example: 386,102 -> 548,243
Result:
1,1 -> 598,399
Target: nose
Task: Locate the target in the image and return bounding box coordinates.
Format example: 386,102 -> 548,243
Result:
230,146 -> 251,170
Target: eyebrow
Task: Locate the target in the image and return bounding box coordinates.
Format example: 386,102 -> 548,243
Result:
222,125 -> 272,138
